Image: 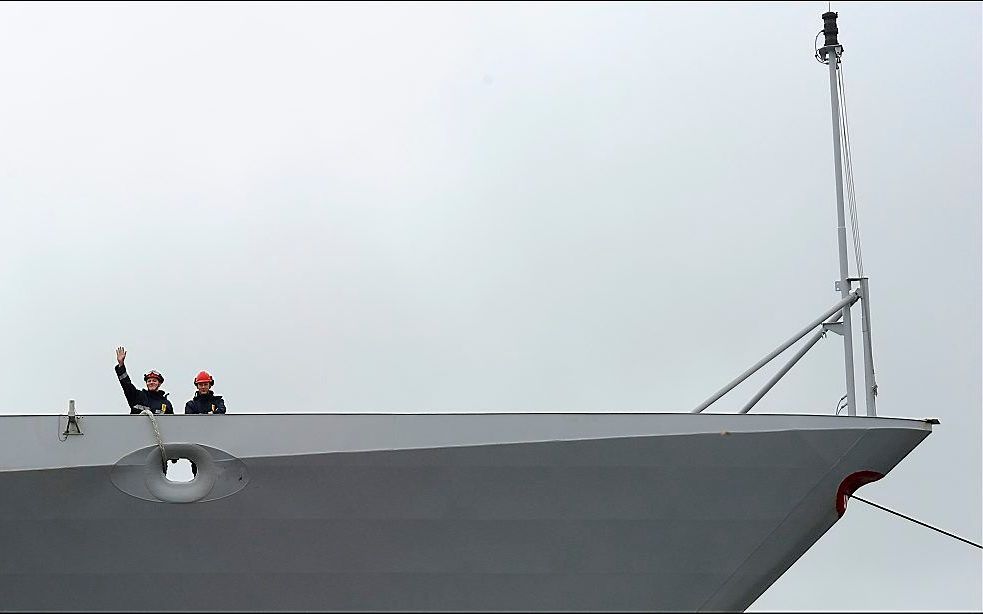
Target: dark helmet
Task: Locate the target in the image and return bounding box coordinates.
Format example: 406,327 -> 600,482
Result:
144,370 -> 164,384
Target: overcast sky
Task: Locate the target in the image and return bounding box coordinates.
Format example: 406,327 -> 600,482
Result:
0,1 -> 979,610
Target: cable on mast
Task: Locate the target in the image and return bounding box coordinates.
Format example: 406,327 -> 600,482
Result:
837,64 -> 866,277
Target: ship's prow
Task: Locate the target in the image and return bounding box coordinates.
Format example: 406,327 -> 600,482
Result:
0,412 -> 931,611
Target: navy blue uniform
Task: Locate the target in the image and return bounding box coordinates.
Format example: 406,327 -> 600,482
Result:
185,392 -> 227,415
115,364 -> 175,415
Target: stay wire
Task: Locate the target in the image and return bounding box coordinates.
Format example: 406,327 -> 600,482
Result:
838,66 -> 864,277
848,494 -> 982,550
837,62 -> 865,278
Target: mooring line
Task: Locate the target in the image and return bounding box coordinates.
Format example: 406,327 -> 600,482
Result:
849,494 -> 982,549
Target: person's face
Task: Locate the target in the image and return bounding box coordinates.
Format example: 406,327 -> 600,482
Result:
196,381 -> 211,394
146,377 -> 161,391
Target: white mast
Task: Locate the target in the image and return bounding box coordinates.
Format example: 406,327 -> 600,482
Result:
690,11 -> 877,417
819,11 -> 860,416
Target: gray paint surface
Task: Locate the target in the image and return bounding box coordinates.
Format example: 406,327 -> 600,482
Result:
0,416 -> 928,611
0,412 -> 932,470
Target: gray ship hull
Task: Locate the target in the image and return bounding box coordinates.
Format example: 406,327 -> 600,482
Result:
0,413 -> 931,611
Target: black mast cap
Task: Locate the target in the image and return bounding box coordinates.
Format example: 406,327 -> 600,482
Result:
822,11 -> 840,47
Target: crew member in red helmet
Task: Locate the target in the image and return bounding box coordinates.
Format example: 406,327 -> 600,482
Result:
184,371 -> 227,414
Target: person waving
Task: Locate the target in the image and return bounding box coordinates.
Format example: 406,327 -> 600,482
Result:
114,346 -> 174,415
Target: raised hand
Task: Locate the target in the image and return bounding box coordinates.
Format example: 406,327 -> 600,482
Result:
116,346 -> 127,366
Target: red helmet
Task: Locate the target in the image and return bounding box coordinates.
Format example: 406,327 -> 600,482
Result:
144,370 -> 164,384
194,371 -> 214,386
